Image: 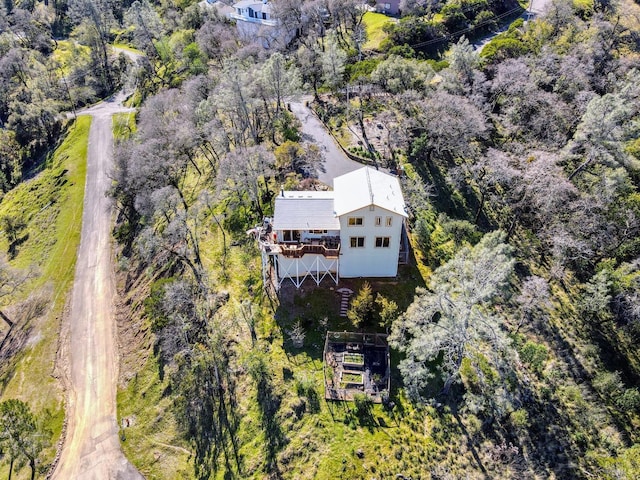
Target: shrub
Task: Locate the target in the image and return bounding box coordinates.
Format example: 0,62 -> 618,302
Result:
353,393 -> 373,419
593,371 -> 623,397
616,388 -> 640,413
144,277 -> 176,331
518,341 -> 548,374
481,37 -> 529,62
510,408 -> 529,429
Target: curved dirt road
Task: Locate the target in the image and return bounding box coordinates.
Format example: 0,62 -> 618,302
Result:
52,93 -> 143,480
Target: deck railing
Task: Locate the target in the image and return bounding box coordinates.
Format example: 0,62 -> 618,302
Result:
279,242 -> 340,258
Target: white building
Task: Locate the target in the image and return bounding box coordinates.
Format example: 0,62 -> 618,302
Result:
230,0 -> 296,48
256,167 -> 409,289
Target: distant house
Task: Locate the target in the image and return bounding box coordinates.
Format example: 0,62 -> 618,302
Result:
376,0 -> 400,16
230,0 -> 295,48
255,167 -> 409,289
200,0 -> 234,17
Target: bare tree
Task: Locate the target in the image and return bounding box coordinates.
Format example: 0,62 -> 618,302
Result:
515,276 -> 551,332
390,231 -> 514,399
217,145 -> 275,220
0,256 -> 33,328
67,0 -> 117,94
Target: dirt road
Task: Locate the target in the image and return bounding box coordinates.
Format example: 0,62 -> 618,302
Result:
52,95 -> 143,479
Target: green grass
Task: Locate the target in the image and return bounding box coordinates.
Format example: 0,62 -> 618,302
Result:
52,40 -> 90,76
111,43 -> 145,56
363,12 -> 395,51
113,112 -> 137,140
0,116 -> 91,479
118,355 -> 193,480
341,372 -> 364,385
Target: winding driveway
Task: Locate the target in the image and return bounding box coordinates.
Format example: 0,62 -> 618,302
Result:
52,91 -> 143,479
289,99 -> 363,186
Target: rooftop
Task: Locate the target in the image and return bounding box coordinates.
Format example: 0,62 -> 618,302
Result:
272,191 -> 339,230
333,167 -> 407,217
233,0 -> 272,13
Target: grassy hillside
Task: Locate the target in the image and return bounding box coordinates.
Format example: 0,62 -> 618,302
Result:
0,116 -> 91,479
108,1 -> 640,478
363,12 -> 395,51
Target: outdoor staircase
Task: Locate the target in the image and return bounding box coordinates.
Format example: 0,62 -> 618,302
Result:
337,288 -> 354,317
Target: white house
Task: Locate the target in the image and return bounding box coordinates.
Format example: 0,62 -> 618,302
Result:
229,0 -> 296,48
256,167 -> 409,289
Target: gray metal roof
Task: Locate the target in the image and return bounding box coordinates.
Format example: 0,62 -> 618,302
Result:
272,192 -> 339,230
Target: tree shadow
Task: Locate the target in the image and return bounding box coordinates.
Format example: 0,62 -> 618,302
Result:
177,348 -> 243,480
515,384 -> 581,478
448,403 -> 489,477
255,371 -> 287,476
7,233 -> 29,259
0,322 -> 33,396
350,394 -> 377,431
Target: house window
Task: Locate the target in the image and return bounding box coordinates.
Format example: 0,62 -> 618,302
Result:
350,237 -> 365,248
283,230 -> 300,242
375,216 -> 381,226
309,230 -> 328,234
375,237 -> 390,248
386,217 -> 393,227
262,12 -> 267,19
385,3 -> 391,10
348,217 -> 363,226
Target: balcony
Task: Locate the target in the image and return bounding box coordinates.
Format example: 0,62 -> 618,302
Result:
229,12 -> 278,27
279,238 -> 340,259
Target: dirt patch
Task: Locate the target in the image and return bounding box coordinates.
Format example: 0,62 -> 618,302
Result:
114,264 -> 154,386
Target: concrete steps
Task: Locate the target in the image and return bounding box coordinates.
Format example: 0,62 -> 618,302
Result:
337,287 -> 354,317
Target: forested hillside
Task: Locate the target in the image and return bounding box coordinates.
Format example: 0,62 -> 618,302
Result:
2,0 -> 640,479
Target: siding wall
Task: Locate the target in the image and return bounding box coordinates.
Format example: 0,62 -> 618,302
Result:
338,206 -> 403,278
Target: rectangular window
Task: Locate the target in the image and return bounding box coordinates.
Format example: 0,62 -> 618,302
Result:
375,216 -> 381,226
350,237 -> 365,248
283,230 -> 300,242
385,217 -> 393,227
375,237 -> 390,248
309,230 -> 328,234
348,217 -> 363,226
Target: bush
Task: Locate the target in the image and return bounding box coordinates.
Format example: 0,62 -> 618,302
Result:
518,341 -> 548,374
510,409 -> 529,429
473,10 -> 497,33
144,277 -> 176,331
615,388 -> 640,413
593,371 -> 623,397
481,37 -> 529,62
353,393 -> 373,419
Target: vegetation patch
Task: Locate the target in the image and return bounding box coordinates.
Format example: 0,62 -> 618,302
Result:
0,116 -> 90,478
362,12 -> 395,51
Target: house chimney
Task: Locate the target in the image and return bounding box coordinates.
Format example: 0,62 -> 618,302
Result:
280,185 -> 285,197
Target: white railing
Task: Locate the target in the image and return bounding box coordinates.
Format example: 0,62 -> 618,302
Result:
229,12 -> 278,27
